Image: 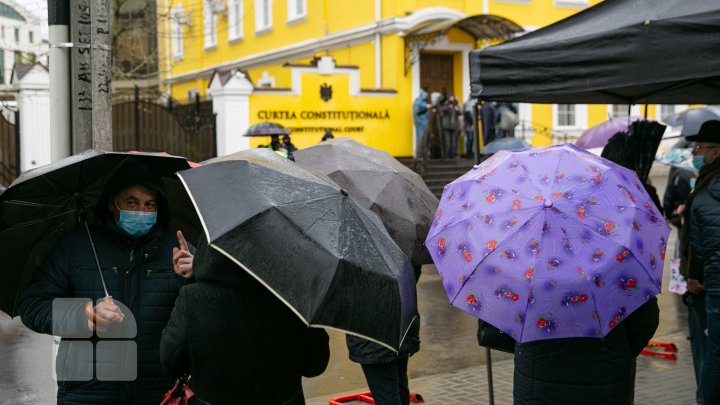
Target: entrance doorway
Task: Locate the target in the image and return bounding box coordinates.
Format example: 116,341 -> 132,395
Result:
420,53 -> 454,98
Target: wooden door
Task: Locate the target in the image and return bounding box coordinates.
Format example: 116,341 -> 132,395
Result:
420,53 -> 454,96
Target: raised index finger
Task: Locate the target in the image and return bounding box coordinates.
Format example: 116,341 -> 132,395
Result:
176,230 -> 189,251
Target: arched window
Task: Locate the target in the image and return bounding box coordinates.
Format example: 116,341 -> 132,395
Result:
0,3 -> 25,22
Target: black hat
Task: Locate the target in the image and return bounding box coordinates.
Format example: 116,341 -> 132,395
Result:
685,120 -> 720,143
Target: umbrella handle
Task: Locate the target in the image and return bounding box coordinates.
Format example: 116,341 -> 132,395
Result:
83,220 -> 111,299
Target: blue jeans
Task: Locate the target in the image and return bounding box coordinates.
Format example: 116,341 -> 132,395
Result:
361,357 -> 410,405
688,293 -> 707,403
702,293 -> 720,405
465,130 -> 474,157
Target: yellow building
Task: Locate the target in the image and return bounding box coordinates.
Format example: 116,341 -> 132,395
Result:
158,0 -> 684,156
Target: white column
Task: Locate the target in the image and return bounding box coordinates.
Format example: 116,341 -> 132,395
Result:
15,68 -> 51,171
209,70 -> 254,156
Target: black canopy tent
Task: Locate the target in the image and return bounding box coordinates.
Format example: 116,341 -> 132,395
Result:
469,0 -> 720,104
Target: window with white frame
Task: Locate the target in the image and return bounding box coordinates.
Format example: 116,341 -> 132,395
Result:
287,0 -> 305,22
255,0 -> 272,32
228,0 -> 243,40
553,0 -> 588,8
611,104 -> 630,118
557,104 -> 576,126
171,6 -> 184,60
203,0 -> 218,49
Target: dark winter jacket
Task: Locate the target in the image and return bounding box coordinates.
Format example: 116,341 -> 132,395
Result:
682,159 -> 720,283
18,221 -> 190,405
513,298 -> 659,405
688,174 -> 720,293
663,167 -> 693,227
160,236 -> 330,405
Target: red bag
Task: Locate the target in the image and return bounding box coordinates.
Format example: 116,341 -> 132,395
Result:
160,375 -> 195,405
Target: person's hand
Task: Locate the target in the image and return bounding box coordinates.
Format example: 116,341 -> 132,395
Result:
173,230 -> 193,278
675,204 -> 685,215
86,297 -> 124,332
687,278 -> 704,294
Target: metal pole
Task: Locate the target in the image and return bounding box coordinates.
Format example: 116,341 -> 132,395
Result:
91,0 -> 112,150
48,0 -> 72,161
134,85 -> 140,150
486,347 -> 495,405
70,0 -> 92,153
474,101 -> 482,165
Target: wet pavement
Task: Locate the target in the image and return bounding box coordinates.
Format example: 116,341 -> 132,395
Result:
0,164 -> 697,404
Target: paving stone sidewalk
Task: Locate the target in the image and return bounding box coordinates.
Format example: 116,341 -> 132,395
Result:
307,331 -> 696,405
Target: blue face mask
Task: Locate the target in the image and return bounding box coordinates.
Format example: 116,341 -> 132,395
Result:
690,178 -> 697,189
117,209 -> 157,237
692,155 -> 705,170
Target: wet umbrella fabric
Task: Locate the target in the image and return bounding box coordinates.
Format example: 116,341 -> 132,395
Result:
481,137 -> 531,155
663,107 -> 720,136
243,121 -> 291,137
293,138 -> 439,266
426,144 -> 669,343
174,157 -> 417,351
576,116 -> 644,150
0,150 -> 192,316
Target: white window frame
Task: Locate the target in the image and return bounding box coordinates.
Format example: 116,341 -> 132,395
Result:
228,0 -> 244,41
171,6 -> 184,61
607,104 -> 641,118
286,0 -> 306,24
553,103 -> 588,133
255,0 -> 272,34
553,0 -> 589,8
203,0 -> 218,49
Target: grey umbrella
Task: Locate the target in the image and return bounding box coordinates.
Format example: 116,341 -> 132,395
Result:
243,121 -> 290,137
293,138 -> 439,267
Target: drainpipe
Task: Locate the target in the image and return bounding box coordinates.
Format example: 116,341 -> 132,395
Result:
164,0 -> 172,94
48,0 -> 71,161
374,0 -> 382,88
483,0 -> 489,14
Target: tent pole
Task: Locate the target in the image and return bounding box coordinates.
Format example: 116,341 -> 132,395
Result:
644,104 -> 648,119
475,101 -> 483,165
486,347 -> 495,405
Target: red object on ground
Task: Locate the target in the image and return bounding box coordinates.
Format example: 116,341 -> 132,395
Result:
640,340 -> 678,360
647,340 -> 678,352
640,349 -> 677,360
328,392 -> 425,404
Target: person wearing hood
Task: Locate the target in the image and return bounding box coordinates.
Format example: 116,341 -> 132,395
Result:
160,234 -> 330,404
412,88 -> 431,159
18,161 -> 193,405
684,120 -> 720,405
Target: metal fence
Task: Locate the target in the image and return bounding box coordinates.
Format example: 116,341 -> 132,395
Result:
0,111 -> 19,187
112,88 -> 216,163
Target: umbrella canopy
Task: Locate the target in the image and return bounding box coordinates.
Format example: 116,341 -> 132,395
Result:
470,0 -> 720,104
293,138 -> 439,266
663,107 -> 720,137
426,144 -> 669,343
173,155 -> 418,351
481,137 -> 530,155
243,121 -> 290,137
0,150 -> 192,316
576,116 -> 645,150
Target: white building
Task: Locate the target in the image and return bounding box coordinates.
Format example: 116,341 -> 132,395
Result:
0,1 -> 47,87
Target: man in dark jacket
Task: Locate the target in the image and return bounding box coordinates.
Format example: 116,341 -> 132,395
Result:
346,265 -> 421,405
18,165 -> 192,405
160,235 -> 330,404
685,120 -> 720,405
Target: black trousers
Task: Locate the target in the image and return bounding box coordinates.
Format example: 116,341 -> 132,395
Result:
360,357 -> 410,405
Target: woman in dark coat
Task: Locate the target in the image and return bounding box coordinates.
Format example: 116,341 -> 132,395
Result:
160,235 -> 330,405
513,299 -> 659,405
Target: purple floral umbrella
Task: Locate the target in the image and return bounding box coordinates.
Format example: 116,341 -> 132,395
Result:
425,144 -> 669,343
575,116 -> 645,149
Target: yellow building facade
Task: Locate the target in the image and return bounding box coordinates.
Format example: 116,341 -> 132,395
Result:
158,0 -> 681,156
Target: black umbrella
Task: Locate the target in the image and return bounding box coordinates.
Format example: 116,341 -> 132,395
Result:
243,121 -> 290,137
173,155 -> 418,351
0,150 -> 192,316
293,138 -> 439,267
627,120 -> 667,183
